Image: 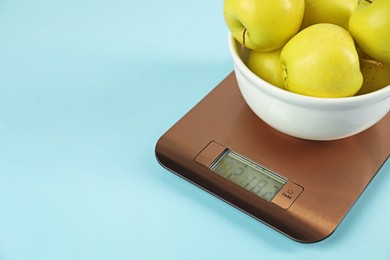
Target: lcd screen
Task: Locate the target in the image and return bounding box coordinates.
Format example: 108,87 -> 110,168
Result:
210,150 -> 286,201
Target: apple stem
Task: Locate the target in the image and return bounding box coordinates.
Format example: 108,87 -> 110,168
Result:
242,28 -> 247,48
364,0 -> 372,3
360,57 -> 383,68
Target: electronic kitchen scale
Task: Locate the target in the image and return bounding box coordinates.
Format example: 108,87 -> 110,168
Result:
155,72 -> 390,243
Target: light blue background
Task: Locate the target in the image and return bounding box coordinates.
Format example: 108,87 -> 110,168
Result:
0,1 -> 389,259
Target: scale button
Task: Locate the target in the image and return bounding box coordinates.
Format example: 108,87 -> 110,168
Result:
195,141 -> 226,167
272,181 -> 303,209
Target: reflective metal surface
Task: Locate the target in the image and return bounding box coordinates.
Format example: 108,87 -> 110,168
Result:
155,73 -> 390,243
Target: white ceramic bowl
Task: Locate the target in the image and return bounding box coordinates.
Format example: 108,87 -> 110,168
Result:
228,33 -> 390,140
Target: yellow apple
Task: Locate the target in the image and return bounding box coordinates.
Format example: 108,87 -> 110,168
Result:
349,0 -> 390,63
280,24 -> 363,98
300,0 -> 358,30
357,53 -> 390,95
223,0 -> 304,52
246,49 -> 284,89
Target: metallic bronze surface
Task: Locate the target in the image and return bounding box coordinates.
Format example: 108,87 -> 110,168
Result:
155,72 -> 390,243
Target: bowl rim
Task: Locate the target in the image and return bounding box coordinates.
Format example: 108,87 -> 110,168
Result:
228,32 -> 390,109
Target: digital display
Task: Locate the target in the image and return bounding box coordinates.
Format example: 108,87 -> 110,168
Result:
210,150 -> 286,201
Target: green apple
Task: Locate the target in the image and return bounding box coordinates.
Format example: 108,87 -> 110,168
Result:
280,24 -> 363,98
349,0 -> 390,63
300,0 -> 358,30
357,53 -> 390,95
223,0 -> 304,52
246,49 -> 284,89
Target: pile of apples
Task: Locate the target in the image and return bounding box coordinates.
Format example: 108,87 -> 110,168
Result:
224,0 -> 390,98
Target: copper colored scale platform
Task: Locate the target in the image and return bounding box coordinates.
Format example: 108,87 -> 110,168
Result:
155,73 -> 390,243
